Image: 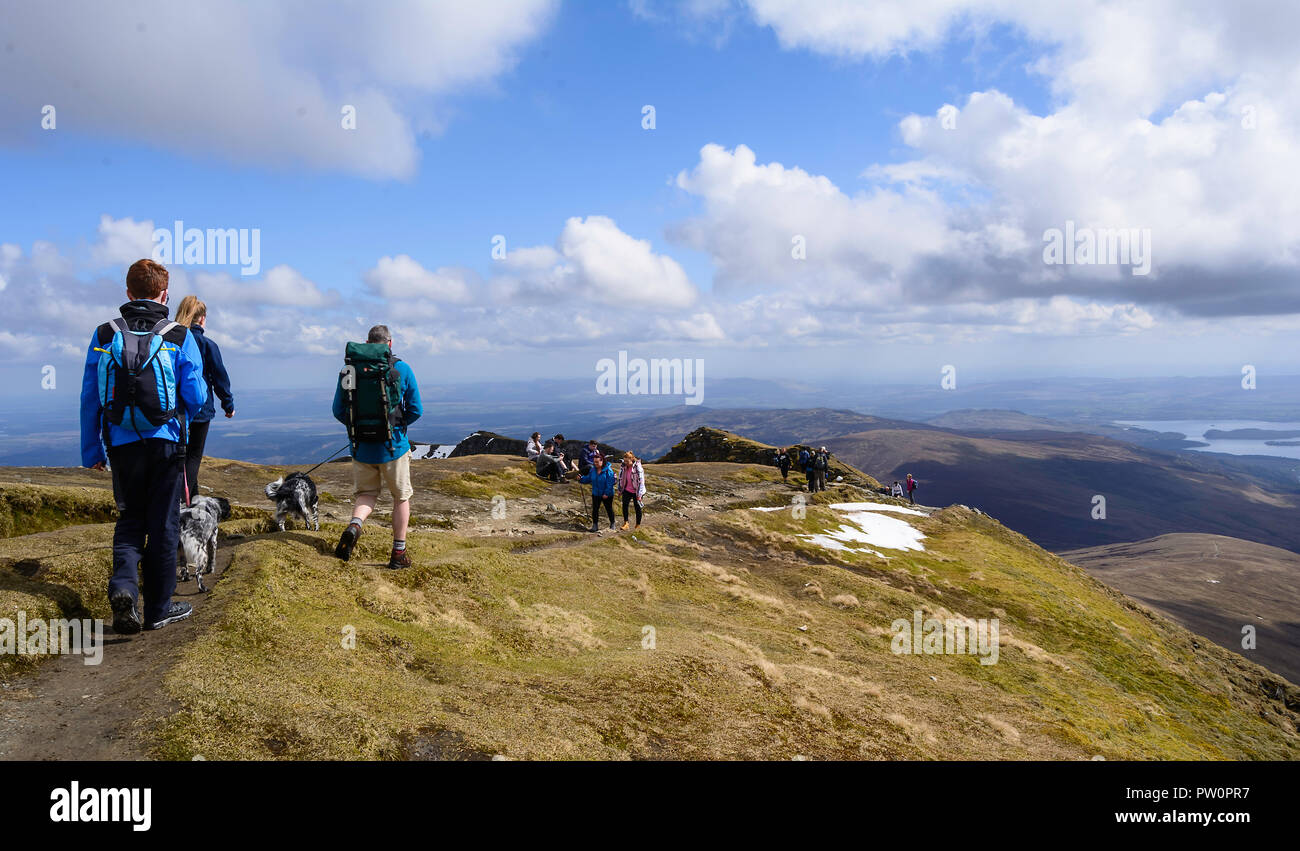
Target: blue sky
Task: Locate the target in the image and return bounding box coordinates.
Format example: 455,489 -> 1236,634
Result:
2,0 -> 1299,398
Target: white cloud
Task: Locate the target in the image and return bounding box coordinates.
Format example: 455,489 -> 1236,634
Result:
0,0 -> 557,179
364,255 -> 474,303
494,216 -> 699,309
91,215 -> 156,268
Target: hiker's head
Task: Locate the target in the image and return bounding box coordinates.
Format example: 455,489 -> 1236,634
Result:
622,451 -> 635,464
126,259 -> 168,303
367,324 -> 392,347
587,439 -> 596,447
531,432 -> 541,441
554,434 -> 565,442
594,454 -> 604,469
175,295 -> 206,328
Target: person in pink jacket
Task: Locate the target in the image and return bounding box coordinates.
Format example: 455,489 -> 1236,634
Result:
618,451 -> 646,530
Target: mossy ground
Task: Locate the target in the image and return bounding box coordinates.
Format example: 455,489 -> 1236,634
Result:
3,458 -> 1297,760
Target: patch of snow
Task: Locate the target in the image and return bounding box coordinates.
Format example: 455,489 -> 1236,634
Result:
749,506 -> 785,512
828,501 -> 927,517
805,503 -> 927,554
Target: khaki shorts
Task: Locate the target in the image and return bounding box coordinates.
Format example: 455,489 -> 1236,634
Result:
352,452 -> 413,502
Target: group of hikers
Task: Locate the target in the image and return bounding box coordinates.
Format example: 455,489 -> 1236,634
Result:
80,259 -> 425,637
527,434 -> 646,532
773,446 -> 833,492
78,259 -> 917,640
773,446 -> 919,503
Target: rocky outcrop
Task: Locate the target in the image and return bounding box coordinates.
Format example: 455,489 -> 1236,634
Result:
449,431 -> 623,462
657,427 -> 879,488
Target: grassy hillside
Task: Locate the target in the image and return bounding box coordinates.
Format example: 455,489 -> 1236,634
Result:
1065,533 -> 1300,684
1,448 -> 1297,760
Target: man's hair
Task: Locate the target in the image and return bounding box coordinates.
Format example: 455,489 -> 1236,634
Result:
126,259 -> 169,300
554,434 -> 565,441
367,324 -> 391,343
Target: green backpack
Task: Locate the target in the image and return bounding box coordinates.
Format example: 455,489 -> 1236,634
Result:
339,342 -> 405,452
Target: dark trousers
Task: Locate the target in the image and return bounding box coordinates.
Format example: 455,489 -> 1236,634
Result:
185,419 -> 211,499
779,465 -> 789,480
591,493 -> 614,525
805,470 -> 815,491
108,438 -> 184,623
907,489 -> 915,504
813,470 -> 827,492
621,491 -> 643,525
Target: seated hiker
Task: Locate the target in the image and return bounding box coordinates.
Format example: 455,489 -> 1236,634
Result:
891,480 -> 905,498
578,439 -> 603,475
537,433 -> 568,483
579,453 -> 617,532
526,432 -> 543,459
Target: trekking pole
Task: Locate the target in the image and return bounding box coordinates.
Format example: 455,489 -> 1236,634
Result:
301,443 -> 352,477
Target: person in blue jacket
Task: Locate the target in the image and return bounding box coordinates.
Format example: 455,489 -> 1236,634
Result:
579,453 -> 617,533
174,295 -> 235,496
331,324 -> 423,569
80,259 -> 208,635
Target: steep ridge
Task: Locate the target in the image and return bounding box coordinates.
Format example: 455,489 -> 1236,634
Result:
1064,533 -> 1300,684
0,431 -> 1297,760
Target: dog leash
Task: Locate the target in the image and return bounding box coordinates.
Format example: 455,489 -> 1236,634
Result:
300,443 -> 352,477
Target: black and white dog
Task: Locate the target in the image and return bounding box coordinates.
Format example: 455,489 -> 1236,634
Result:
265,473 -> 320,531
178,495 -> 231,592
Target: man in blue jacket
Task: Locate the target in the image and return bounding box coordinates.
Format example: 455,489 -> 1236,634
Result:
331,324 -> 423,569
579,453 -> 617,533
80,259 -> 208,634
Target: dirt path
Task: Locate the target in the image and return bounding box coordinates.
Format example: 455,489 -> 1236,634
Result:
0,546 -> 237,760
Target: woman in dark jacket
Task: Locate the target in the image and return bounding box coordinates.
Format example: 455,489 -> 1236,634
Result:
175,296 -> 234,498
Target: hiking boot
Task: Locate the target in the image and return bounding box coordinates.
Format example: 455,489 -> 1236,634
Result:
387,548 -> 412,570
145,601 -> 193,631
335,524 -> 361,561
589,522 -> 599,533
619,521 -> 629,531
109,590 -> 142,635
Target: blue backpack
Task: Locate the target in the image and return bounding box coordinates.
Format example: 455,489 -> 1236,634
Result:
95,317 -> 188,445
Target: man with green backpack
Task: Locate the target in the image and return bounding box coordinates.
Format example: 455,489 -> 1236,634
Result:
331,324 -> 423,569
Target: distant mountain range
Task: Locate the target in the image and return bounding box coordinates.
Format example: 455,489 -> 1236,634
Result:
595,406 -> 1300,554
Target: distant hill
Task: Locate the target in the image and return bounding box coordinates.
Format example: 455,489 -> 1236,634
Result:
1064,533 -> 1300,683
824,428 -> 1300,552
598,407 -> 935,459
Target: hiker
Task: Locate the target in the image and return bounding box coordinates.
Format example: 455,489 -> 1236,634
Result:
776,447 -> 792,481
332,324 -> 423,569
174,295 -> 234,497
812,447 -> 830,493
528,431 -> 561,480
80,259 -> 207,634
539,433 -> 569,483
891,480 -> 905,499
579,453 -> 617,532
798,447 -> 814,491
905,473 -> 918,504
578,439 -> 603,476
618,451 -> 646,530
